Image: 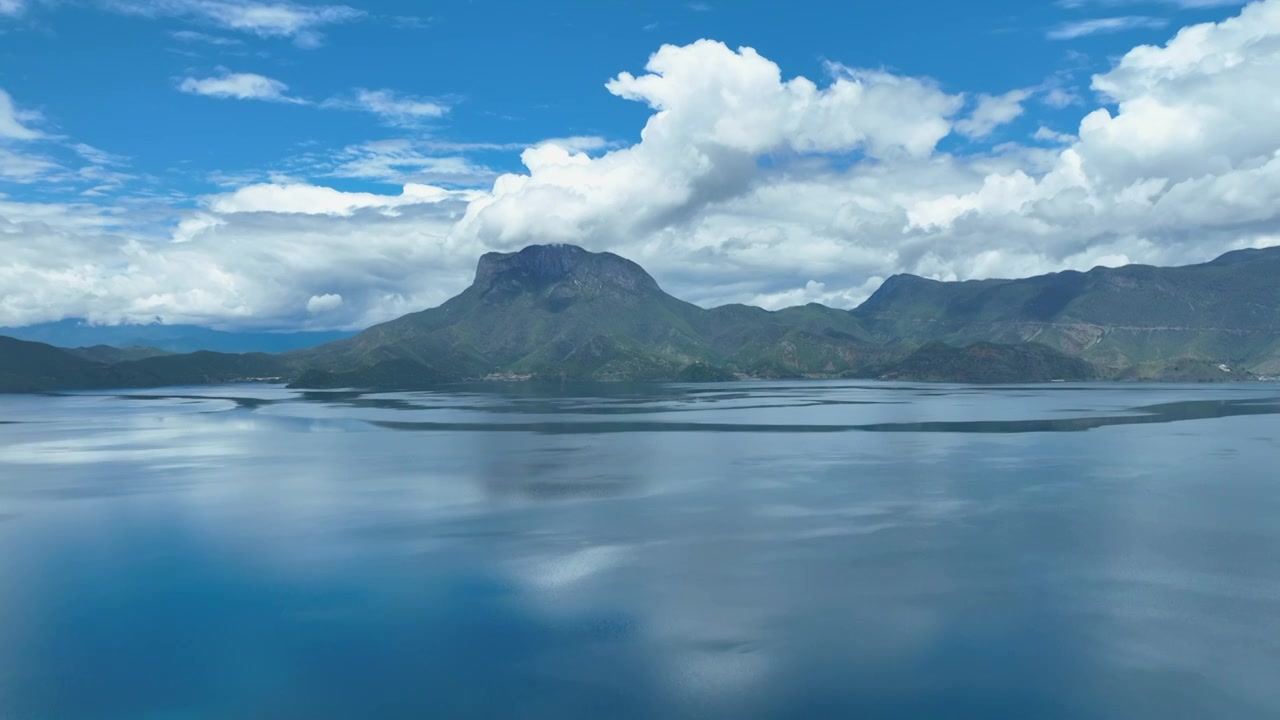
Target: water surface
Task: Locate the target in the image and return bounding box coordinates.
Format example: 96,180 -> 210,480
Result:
1,381 -> 1279,719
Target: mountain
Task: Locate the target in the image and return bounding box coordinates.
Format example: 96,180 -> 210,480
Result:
289,244 -> 885,385
853,246 -> 1280,374
0,336 -> 118,393
877,341 -> 1097,383
0,320 -> 355,354
296,244 -> 712,381
106,351 -> 289,387
5,243 -> 1280,393
66,345 -> 172,363
0,336 -> 286,393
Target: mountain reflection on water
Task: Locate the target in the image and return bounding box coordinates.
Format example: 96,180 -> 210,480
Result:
1,381 -> 1278,720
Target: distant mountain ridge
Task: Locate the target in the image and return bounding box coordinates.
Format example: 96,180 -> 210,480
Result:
0,336 -> 288,393
66,345 -> 173,363
0,320 -> 355,354
1,243 -> 1278,392
852,246 -> 1280,374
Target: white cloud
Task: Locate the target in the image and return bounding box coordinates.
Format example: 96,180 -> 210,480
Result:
0,186 -> 478,329
1034,126 -> 1076,143
72,143 -> 128,166
172,213 -> 225,243
306,293 -> 342,313
0,108 -> 132,187
747,277 -> 887,310
221,144 -> 501,189
956,89 -> 1032,139
105,0 -> 364,47
0,89 -> 42,140
0,148 -> 61,182
178,71 -> 306,104
5,3 -> 1280,328
1048,16 -> 1169,39
0,0 -> 25,17
446,8 -> 1280,308
170,29 -> 242,45
532,136 -> 614,154
319,139 -> 497,186
1041,87 -> 1081,109
203,181 -> 473,216
0,197 -> 124,231
326,89 -> 448,125
451,41 -> 962,254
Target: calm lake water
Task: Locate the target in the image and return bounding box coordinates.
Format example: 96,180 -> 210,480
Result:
2,381 -> 1279,719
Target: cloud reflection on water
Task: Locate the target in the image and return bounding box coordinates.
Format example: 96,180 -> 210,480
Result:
0,381 -> 1278,718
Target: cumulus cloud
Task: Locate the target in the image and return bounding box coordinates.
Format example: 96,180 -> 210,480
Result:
104,0 -> 363,47
4,3 -> 1280,329
306,293 -> 343,313
178,71 -> 306,103
450,41 -> 963,254
901,0 -> 1280,261
956,89 -> 1032,139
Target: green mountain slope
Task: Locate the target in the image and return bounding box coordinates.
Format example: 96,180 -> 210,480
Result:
0,336 -> 287,393
109,351 -> 289,386
852,247 -> 1280,372
878,342 -> 1098,383
290,244 -> 883,384
0,336 -> 118,392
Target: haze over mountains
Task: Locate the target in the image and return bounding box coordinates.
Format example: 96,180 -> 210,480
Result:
2,243 -> 1278,392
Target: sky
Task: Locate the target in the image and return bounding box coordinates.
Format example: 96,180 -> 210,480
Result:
0,0 -> 1277,331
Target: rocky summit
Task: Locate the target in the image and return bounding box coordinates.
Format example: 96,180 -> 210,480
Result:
473,244 -> 661,297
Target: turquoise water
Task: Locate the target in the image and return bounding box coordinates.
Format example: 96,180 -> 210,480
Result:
1,382 -> 1279,719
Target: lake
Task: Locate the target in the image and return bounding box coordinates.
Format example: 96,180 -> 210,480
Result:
1,381 -> 1279,719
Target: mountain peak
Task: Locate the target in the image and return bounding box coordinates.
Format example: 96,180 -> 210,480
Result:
472,244 -> 661,295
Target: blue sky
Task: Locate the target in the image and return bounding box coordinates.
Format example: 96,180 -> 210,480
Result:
1,0 -> 1237,197
0,0 -> 1275,330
